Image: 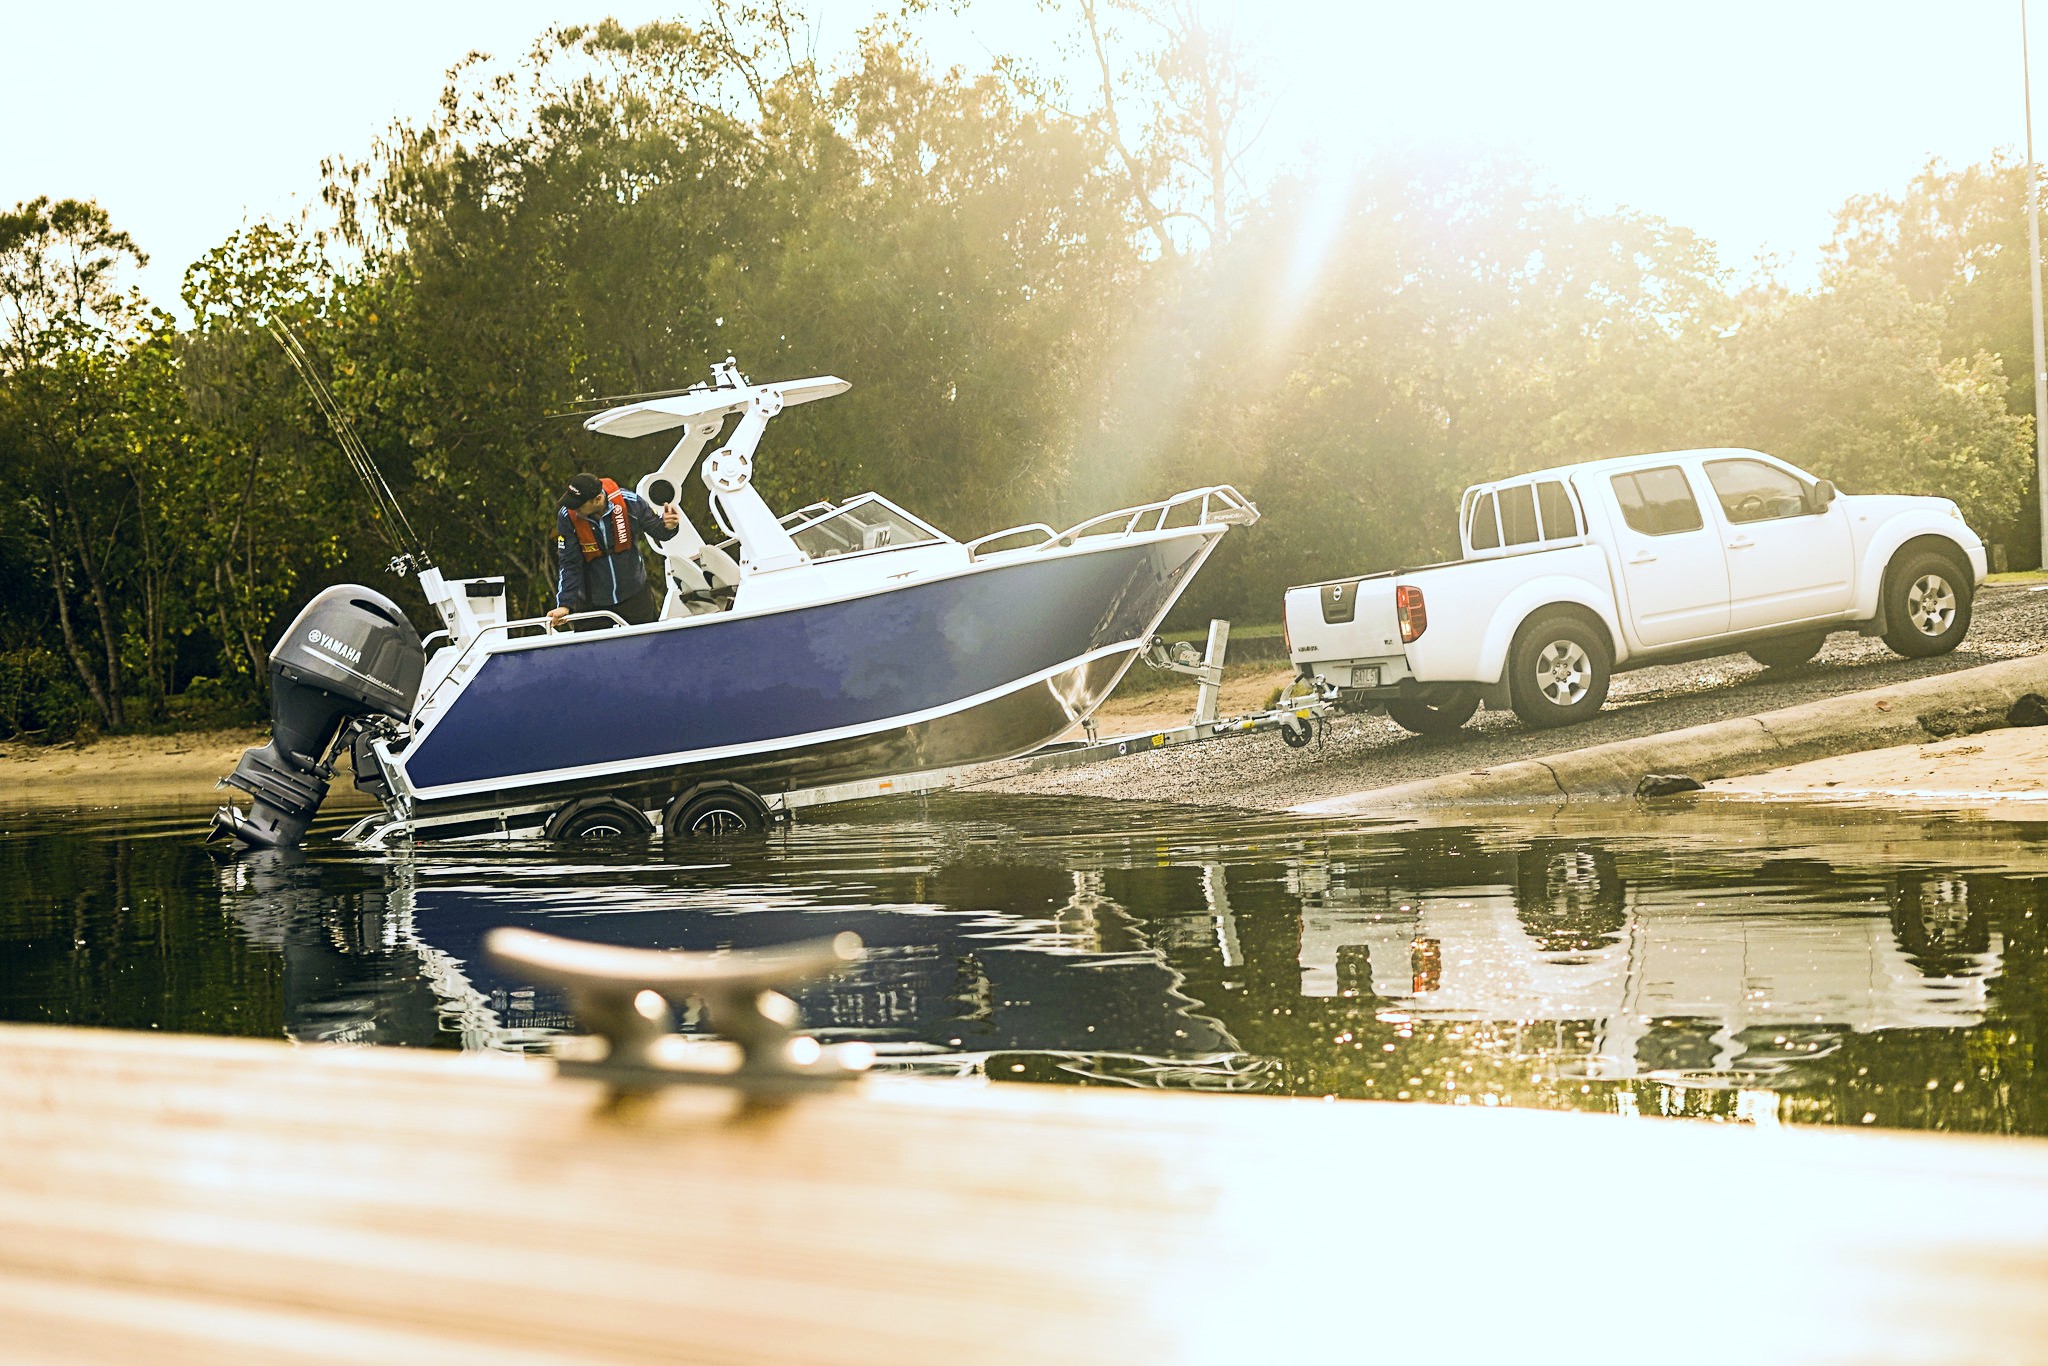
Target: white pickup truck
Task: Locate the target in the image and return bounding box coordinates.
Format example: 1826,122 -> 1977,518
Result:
1283,447 -> 1988,734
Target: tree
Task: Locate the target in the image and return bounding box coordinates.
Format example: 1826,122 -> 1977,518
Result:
0,197 -> 152,727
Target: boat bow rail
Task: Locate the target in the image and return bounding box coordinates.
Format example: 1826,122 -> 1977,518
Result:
967,485 -> 1259,560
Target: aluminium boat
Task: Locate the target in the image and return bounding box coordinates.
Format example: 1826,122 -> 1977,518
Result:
212,361 -> 1256,846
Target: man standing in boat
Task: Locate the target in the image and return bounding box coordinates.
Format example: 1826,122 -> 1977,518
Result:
547,473 -> 682,629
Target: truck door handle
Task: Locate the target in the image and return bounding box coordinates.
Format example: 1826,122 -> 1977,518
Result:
1727,537 -> 1754,550
1628,551 -> 1656,565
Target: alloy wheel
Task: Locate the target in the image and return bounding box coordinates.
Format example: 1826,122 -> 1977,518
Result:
1906,574 -> 1957,637
1535,638 -> 1593,707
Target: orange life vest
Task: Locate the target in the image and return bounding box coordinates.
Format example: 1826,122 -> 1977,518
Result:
567,479 -> 634,561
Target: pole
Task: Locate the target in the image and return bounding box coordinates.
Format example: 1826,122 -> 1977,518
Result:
2026,0 -> 2048,568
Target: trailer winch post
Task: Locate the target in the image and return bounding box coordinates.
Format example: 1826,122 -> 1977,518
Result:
1193,619 -> 1230,725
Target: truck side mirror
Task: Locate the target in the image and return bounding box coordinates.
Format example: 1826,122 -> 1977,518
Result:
1811,479 -> 1836,513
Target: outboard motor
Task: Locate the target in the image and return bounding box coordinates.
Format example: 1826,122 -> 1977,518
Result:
212,585 -> 426,850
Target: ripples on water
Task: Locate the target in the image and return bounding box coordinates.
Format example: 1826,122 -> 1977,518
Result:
0,795 -> 2041,1134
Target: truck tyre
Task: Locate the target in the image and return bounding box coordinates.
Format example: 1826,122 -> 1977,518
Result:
1508,612 -> 1611,729
1881,549 -> 1972,658
1747,632 -> 1827,669
546,796 -> 654,843
1385,687 -> 1480,736
663,782 -> 768,839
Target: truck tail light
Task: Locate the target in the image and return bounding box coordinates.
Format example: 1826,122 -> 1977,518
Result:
1395,584 -> 1427,643
1283,610 -> 1293,656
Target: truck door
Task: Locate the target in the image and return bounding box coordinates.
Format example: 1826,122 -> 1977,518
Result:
1701,456 -> 1854,630
1605,465 -> 1731,646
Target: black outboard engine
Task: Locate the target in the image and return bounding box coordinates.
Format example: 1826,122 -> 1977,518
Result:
211,585 -> 426,850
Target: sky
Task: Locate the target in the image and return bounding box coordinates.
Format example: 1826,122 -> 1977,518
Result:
2,1 -> 2039,312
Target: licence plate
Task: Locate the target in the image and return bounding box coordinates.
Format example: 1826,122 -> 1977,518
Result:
1349,665 -> 1381,688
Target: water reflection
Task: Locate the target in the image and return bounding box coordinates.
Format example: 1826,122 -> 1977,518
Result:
1,797 -> 2042,1134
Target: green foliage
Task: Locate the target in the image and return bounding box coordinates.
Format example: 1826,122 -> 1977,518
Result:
0,643 -> 95,740
4,6 -> 2048,731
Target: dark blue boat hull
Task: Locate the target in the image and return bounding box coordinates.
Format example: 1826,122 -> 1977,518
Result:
394,534 -> 1211,821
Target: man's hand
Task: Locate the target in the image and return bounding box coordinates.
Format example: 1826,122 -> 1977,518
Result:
546,606 -> 571,629
662,501 -> 681,531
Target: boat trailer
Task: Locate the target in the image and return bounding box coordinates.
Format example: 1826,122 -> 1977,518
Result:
338,620 -> 1332,847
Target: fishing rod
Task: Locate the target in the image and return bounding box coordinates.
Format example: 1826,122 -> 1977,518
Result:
267,322 -> 434,573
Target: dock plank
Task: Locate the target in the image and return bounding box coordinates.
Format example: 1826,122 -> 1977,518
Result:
3,1024 -> 2047,1362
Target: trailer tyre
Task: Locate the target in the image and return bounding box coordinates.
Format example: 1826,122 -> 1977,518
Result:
663,782 -> 768,839
546,796 -> 655,843
1881,549 -> 1972,658
1385,687 -> 1480,736
1508,612 -> 1611,730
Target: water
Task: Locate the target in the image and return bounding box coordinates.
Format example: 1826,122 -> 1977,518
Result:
2,794 -> 2042,1133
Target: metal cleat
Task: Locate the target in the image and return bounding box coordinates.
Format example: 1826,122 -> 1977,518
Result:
486,927 -> 872,1096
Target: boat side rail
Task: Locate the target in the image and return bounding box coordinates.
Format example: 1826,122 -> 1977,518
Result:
964,523 -> 1059,557
413,610 -> 628,717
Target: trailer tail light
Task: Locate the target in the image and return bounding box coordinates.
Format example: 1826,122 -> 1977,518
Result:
1395,584 -> 1427,643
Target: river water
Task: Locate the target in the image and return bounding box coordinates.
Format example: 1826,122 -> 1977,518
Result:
2,794 -> 2041,1134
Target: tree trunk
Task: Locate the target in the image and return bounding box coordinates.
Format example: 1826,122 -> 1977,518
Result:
43,523 -> 114,729
58,481 -> 124,728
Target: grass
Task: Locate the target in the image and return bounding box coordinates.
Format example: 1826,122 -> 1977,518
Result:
1987,569 -> 2048,585
1160,621 -> 1282,643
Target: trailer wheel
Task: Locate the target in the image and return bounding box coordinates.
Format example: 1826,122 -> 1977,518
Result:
1881,548 -> 1972,658
1508,611 -> 1611,730
545,796 -> 654,843
1385,687 -> 1479,736
663,782 -> 769,840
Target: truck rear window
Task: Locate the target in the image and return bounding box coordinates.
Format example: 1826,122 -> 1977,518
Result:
1499,485 -> 1539,545
1469,492 -> 1500,549
1536,480 -> 1579,537
1610,467 -> 1704,536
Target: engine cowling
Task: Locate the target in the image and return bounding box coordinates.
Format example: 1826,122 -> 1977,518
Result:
212,585 -> 425,850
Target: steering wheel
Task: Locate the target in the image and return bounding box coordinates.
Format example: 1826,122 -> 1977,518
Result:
1734,494 -> 1764,520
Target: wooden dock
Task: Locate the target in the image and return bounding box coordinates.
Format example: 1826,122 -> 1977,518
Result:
4,1023 -> 2048,1363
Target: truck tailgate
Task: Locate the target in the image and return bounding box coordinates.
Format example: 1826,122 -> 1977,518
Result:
1285,577 -> 1406,687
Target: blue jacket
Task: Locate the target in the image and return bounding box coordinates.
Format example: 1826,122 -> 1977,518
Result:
555,491 -> 677,609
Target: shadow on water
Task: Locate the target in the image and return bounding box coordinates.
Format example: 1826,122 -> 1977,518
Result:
1,794 -> 2044,1134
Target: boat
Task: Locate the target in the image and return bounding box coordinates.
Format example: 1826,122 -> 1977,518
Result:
212,360 -> 1257,847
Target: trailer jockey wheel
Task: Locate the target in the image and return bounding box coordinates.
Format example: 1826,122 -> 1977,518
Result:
1280,716 -> 1314,748
663,781 -> 769,840
545,796 -> 655,843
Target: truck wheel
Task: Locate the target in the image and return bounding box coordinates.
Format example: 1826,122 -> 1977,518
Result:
1881,550 -> 1972,658
1508,612 -> 1611,729
1746,632 -> 1827,669
1385,688 -> 1480,736
545,796 -> 654,842
663,782 -> 768,839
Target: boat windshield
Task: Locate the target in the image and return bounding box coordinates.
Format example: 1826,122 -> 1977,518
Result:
788,495 -> 944,560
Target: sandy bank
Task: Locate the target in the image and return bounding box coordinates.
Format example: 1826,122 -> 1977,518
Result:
1701,724 -> 2048,818
0,727 -> 270,808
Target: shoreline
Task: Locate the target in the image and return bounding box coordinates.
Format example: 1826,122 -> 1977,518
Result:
7,656 -> 2047,820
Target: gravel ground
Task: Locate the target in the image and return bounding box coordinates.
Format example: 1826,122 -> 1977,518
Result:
970,582 -> 2048,810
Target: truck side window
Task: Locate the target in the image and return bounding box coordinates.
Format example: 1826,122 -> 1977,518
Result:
1469,492 -> 1500,550
1535,480 -> 1578,538
1499,484 -> 1539,545
1610,467 -> 1704,536
1705,458 -> 1809,524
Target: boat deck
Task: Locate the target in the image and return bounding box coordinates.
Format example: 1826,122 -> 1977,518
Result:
5,1024 -> 2048,1362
